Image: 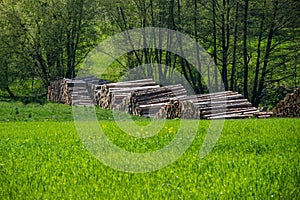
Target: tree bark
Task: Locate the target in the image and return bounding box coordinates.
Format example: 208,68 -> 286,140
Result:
243,0 -> 249,99
194,0 -> 204,93
252,0 -> 266,106
230,2 -> 239,91
221,0 -> 229,90
256,0 -> 279,106
212,0 -> 218,91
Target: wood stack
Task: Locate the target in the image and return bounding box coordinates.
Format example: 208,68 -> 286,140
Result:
68,79 -> 90,106
47,79 -> 62,103
110,85 -> 161,109
116,84 -> 187,117
48,77 -> 276,119
156,99 -> 201,119
47,78 -> 77,105
196,91 -> 257,119
272,88 -> 300,117
156,91 -> 272,119
47,77 -> 107,106
94,79 -> 159,109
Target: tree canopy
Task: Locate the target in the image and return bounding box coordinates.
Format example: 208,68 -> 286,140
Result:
0,0 -> 299,107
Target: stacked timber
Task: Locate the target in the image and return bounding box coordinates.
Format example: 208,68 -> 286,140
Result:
47,78 -> 77,105
67,79 -> 91,106
195,91 -> 256,119
156,99 -> 201,119
47,77 -> 107,106
47,79 -> 62,103
110,85 -> 161,109
94,79 -> 159,109
156,91 -> 272,119
48,77 -> 275,119
272,88 -> 300,117
116,84 -> 187,117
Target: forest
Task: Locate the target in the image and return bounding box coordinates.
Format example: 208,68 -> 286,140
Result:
0,0 -> 299,108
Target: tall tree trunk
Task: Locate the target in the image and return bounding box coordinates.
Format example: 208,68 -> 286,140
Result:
230,2 -> 239,91
194,0 -> 204,93
221,0 -> 229,90
151,0 -> 162,66
2,61 -> 15,98
140,0 -> 150,74
164,0 -> 176,81
243,0 -> 249,99
66,30 -> 74,78
119,7 -> 142,67
177,0 -> 199,93
34,20 -> 49,85
256,0 -> 279,106
292,27 -> 299,88
252,0 -> 266,106
226,0 -> 230,89
72,0 -> 84,78
212,0 -> 218,91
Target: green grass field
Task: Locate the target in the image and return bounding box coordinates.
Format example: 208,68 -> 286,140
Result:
0,101 -> 299,199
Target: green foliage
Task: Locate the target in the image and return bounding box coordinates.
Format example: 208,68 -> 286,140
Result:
0,0 -> 299,107
260,85 -> 294,109
0,0 -> 104,94
101,0 -> 300,106
0,102 -> 299,199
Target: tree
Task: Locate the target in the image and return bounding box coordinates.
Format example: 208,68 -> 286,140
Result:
1,0 -> 299,107
0,0 -> 103,96
242,0 -> 249,99
230,1 -> 240,91
251,0 -> 267,104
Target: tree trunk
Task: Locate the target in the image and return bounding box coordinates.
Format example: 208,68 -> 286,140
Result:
2,61 -> 15,98
252,0 -> 266,106
6,86 -> 15,98
243,0 -> 249,99
118,7 -> 142,67
230,2 -> 239,91
221,0 -> 229,90
194,0 -> 204,93
66,30 -> 73,79
177,0 -> 199,93
212,0 -> 218,91
256,0 -> 279,106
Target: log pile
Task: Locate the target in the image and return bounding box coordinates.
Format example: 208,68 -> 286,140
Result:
47,77 -> 108,106
94,79 -> 159,109
156,99 -> 201,119
47,78 -> 81,105
48,77 -> 275,119
156,91 -> 272,119
272,88 -> 300,117
116,84 -> 187,117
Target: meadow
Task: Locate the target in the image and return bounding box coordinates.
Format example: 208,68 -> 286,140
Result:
0,101 -> 299,199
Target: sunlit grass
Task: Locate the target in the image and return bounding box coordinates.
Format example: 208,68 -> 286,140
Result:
0,116 -> 299,199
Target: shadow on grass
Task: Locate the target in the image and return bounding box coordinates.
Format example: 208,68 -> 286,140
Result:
0,95 -> 47,105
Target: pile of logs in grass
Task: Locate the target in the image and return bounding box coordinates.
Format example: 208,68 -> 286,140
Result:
272,88 -> 300,117
47,77 -> 273,119
115,84 -> 187,117
47,77 -> 109,106
155,92 -> 273,119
